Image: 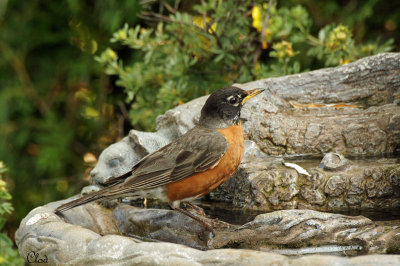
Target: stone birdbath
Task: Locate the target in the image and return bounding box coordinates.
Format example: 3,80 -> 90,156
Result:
16,53 -> 400,265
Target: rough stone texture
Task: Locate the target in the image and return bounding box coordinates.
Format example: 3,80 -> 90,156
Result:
320,152 -> 350,171
245,104 -> 399,156
210,157 -> 400,212
15,201 -> 400,265
16,205 -> 289,265
325,175 -> 348,197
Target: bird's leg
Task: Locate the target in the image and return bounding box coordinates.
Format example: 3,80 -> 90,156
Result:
170,203 -> 216,248
170,204 -> 216,236
182,202 -> 230,229
169,201 -> 217,244
207,217 -> 231,229
184,202 -> 230,229
184,202 -> 206,216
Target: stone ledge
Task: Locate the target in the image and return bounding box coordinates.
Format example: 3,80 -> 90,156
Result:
15,201 -> 400,265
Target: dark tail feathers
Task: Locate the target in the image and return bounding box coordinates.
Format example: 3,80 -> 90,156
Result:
55,186 -> 113,213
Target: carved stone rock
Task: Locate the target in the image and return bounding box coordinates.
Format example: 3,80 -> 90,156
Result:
320,152 -> 350,171
15,201 -> 400,264
324,175 -> 348,196
211,157 -> 400,212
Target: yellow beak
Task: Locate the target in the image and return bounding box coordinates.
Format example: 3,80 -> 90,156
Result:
242,88 -> 264,104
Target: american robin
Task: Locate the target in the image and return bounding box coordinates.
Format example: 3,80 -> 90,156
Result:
55,86 -> 263,235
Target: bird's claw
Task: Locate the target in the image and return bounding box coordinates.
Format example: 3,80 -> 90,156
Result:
208,218 -> 230,229
206,231 -> 214,248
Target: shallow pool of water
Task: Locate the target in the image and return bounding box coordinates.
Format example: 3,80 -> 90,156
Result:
196,200 -> 400,225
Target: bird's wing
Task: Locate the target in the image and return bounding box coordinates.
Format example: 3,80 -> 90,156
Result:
104,126 -> 229,191
55,127 -> 228,213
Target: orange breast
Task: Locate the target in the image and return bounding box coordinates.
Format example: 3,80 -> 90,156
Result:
166,123 -> 244,202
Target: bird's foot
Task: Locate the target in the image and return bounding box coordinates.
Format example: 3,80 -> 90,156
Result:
206,231 -> 214,248
198,223 -> 216,249
170,204 -> 216,248
207,217 -> 230,229
183,202 -> 230,229
184,202 -> 206,217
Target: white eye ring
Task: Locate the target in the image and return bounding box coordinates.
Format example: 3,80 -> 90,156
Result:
227,95 -> 239,106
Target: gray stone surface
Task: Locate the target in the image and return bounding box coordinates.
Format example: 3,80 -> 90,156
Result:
16,201 -> 400,265
89,129 -> 175,186
320,152 -> 350,171
89,136 -> 144,185
246,103 -> 400,156
17,204 -> 289,265
210,157 -> 400,212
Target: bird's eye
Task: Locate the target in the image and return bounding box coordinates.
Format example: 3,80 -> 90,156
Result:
228,96 -> 239,105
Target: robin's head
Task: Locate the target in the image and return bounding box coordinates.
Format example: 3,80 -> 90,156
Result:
199,86 -> 264,128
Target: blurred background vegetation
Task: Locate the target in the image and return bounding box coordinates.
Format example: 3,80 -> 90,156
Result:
0,0 -> 399,262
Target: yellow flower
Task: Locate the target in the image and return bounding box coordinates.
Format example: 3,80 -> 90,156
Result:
252,5 -> 261,21
286,48 -> 294,57
282,41 -> 294,57
117,30 -> 127,40
262,40 -> 268,49
326,25 -> 351,51
107,48 -> 117,60
272,40 -> 295,60
252,19 -> 262,32
193,16 -> 217,33
336,32 -> 346,40
340,58 -> 350,65
252,6 -> 262,32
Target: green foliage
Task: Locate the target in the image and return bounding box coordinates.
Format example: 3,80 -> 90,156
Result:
308,24 -> 394,66
97,0 -> 395,131
0,162 -> 24,266
97,1 -> 259,130
0,163 -> 13,226
0,1 -> 141,232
